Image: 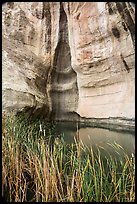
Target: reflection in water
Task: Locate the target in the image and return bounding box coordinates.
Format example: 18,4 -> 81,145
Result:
54,122 -> 135,159
78,127 -> 135,159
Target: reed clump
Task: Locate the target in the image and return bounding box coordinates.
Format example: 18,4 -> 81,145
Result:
2,114 -> 135,202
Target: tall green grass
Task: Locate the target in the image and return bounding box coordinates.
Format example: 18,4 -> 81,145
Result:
2,114 -> 135,202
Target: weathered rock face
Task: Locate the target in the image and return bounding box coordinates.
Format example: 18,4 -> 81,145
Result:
2,2 -> 54,117
2,2 -> 135,128
50,3 -> 79,120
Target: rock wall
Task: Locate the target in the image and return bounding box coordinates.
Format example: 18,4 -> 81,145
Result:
2,2 -> 135,128
50,3 -> 79,120
65,2 -> 135,120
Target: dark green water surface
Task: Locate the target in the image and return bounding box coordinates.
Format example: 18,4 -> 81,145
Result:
53,121 -> 135,159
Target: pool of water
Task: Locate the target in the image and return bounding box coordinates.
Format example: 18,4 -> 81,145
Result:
53,121 -> 135,159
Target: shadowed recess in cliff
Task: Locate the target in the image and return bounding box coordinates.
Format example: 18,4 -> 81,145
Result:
50,2 -> 79,120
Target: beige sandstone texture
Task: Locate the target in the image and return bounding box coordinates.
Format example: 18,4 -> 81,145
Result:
2,2 -> 135,129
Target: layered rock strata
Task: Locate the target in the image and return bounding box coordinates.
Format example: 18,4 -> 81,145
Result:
2,2 -> 135,129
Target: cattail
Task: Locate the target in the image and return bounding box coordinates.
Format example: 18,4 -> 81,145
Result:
39,124 -> 42,132
131,153 -> 134,158
44,129 -> 46,137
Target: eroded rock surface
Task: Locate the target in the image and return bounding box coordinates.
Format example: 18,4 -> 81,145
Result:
50,3 -> 79,121
2,2 -> 135,128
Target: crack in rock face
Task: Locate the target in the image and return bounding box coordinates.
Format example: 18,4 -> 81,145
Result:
50,3 -> 79,121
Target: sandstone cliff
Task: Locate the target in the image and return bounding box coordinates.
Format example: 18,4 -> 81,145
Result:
2,2 -> 135,129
